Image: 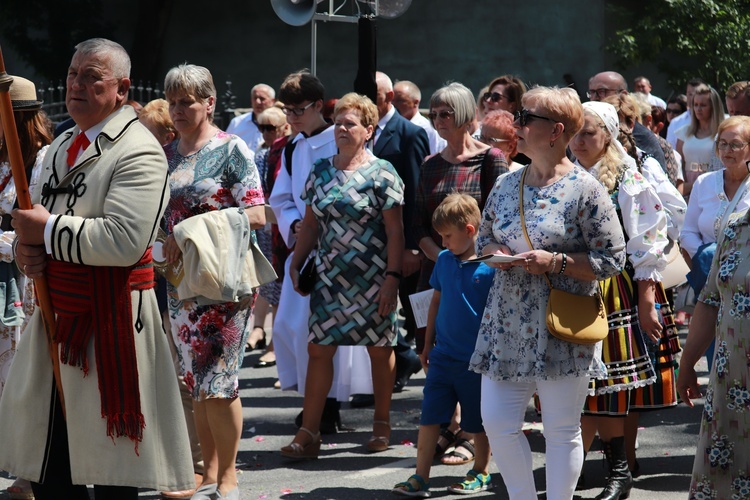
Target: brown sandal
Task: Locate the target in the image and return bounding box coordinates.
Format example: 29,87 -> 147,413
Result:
367,420 -> 391,452
280,426 -> 321,459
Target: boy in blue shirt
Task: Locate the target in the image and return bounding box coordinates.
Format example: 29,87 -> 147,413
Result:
393,194 -> 494,497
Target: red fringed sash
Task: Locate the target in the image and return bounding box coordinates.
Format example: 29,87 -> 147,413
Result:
45,249 -> 155,452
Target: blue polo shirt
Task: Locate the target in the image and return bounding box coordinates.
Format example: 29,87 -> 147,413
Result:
429,249 -> 494,362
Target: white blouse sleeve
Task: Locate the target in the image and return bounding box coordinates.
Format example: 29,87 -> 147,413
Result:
678,171 -> 719,257
639,155 -> 687,242
617,168 -> 669,281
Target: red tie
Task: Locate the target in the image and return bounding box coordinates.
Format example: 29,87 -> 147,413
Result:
66,133 -> 91,167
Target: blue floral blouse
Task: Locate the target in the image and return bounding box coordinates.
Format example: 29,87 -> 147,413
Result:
469,166 -> 626,382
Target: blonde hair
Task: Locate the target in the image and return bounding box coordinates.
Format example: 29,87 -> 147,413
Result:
139,99 -> 176,140
602,93 -> 640,129
583,109 -> 623,193
688,84 -> 724,138
432,193 -> 481,231
522,86 -> 583,141
333,92 -> 379,129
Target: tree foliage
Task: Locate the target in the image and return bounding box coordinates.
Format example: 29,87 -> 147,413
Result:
606,0 -> 750,92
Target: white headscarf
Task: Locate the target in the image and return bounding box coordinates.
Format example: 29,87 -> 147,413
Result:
582,101 -> 636,171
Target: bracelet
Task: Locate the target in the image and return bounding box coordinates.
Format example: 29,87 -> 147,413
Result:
385,271 -> 403,281
549,252 -> 558,273
558,253 -> 567,274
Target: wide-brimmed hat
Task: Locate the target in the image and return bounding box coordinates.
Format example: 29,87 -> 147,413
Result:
8,76 -> 43,111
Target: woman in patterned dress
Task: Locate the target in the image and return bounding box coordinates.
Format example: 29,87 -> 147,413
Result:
280,93 -> 404,459
470,86 -> 626,499
570,101 -> 672,499
161,64 -> 265,500
677,115 -> 750,500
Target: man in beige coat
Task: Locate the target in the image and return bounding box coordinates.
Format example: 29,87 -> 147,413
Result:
0,38 -> 193,499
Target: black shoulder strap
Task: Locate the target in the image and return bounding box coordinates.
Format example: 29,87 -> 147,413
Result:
284,139 -> 297,176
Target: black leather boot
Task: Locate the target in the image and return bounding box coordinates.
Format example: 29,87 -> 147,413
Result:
595,437 -> 633,500
575,451 -> 587,490
294,398 -> 341,435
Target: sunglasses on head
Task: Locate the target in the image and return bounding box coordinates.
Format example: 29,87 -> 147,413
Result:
482,92 -> 510,103
513,109 -> 556,127
427,109 -> 455,120
258,124 -> 279,132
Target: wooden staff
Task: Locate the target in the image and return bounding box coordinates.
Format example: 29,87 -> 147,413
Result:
0,46 -> 66,417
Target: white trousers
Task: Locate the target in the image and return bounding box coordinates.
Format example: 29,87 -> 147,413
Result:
274,252 -> 373,400
481,375 -> 590,500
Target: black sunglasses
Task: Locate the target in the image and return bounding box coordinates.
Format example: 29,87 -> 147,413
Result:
482,92 -> 510,103
427,109 -> 455,121
513,109 -> 556,127
258,124 -> 279,132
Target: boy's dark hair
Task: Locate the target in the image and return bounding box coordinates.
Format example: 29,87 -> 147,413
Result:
278,70 -> 325,106
432,193 -> 481,232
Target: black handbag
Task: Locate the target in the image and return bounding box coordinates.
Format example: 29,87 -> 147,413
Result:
297,254 -> 317,295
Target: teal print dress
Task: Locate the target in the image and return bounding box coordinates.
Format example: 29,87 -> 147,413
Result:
301,157 -> 404,346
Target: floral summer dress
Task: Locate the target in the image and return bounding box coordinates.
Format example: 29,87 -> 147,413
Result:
301,157 -> 404,346
164,132 -> 264,399
469,166 -> 626,383
689,209 -> 750,499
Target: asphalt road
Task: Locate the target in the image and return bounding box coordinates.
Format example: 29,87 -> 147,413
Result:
1,327 -> 704,499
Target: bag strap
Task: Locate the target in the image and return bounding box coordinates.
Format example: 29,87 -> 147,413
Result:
518,167 -> 553,289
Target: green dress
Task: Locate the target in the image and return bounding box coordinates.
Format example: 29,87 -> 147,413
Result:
302,157 -> 404,346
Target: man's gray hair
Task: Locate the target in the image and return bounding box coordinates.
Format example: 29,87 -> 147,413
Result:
252,83 -> 275,99
376,71 -> 393,92
395,80 -> 421,102
74,38 -> 131,79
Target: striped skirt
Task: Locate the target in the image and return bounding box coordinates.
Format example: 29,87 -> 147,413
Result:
584,270 -> 681,415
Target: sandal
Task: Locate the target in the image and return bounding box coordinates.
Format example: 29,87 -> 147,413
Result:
367,420 -> 390,452
441,437 -> 475,465
7,478 -> 34,500
280,426 -> 321,460
435,427 -> 458,458
447,469 -> 492,495
392,474 -> 431,497
245,327 -> 267,351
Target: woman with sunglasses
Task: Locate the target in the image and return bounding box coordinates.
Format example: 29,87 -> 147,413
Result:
470,87 -> 626,499
482,75 -> 526,116
244,105 -> 291,354
412,83 -> 507,466
570,101 -> 675,499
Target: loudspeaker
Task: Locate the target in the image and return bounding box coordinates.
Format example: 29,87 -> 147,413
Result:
271,0 -> 318,26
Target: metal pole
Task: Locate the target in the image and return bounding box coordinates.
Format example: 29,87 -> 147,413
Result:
311,18 -> 318,76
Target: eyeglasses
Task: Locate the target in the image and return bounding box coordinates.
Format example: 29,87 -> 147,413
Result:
427,110 -> 455,121
666,108 -> 682,115
479,135 -> 510,145
716,140 -> 749,152
258,124 -> 279,132
482,92 -> 510,103
513,109 -> 556,127
586,88 -> 621,100
281,101 -> 315,116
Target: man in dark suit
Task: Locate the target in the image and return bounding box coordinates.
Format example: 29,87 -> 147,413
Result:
352,72 -> 429,402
